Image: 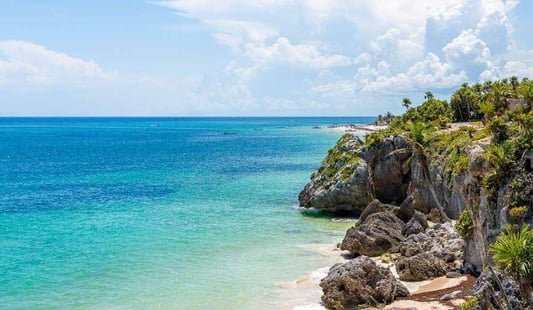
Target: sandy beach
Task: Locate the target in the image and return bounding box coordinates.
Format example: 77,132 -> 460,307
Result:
273,230 -> 473,310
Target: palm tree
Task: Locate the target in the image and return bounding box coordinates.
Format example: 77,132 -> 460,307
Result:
391,121 -> 449,220
425,91 -> 434,101
402,98 -> 412,110
489,225 -> 533,304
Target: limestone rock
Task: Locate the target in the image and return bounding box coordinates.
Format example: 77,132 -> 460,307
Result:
472,271 -> 522,310
395,253 -> 447,281
340,211 -> 405,256
359,199 -> 395,222
427,207 -> 446,223
396,196 -> 415,222
299,134 -> 374,213
365,137 -> 411,204
399,222 -> 464,266
402,217 -> 424,236
320,256 -> 409,309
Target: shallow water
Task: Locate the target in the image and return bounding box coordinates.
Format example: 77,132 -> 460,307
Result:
0,117 -> 372,309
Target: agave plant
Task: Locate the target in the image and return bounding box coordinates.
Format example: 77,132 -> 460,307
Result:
489,225 -> 533,304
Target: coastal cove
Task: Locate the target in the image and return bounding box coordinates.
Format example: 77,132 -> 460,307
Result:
0,117 -> 371,309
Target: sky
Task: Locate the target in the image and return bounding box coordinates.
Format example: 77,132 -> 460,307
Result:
0,0 -> 532,116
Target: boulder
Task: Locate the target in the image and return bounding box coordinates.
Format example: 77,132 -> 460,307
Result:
412,211 -> 429,229
395,253 -> 447,281
340,211 -> 405,256
402,211 -> 429,237
359,199 -> 395,222
402,217 -> 424,236
320,256 -> 409,309
396,196 -> 415,222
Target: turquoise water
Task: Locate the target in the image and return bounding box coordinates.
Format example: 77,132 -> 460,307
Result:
0,117 -> 373,309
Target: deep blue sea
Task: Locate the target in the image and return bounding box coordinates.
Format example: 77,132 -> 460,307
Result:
0,117 -> 373,309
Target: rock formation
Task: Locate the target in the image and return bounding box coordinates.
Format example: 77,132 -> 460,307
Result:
395,253 -> 447,281
298,134 -> 374,213
320,256 -> 409,309
340,210 -> 404,256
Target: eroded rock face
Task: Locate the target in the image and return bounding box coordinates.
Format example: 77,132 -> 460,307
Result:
402,217 -> 424,236
395,253 -> 447,281
472,271 -> 523,310
399,222 -> 464,265
365,137 -> 411,204
340,211 -> 404,256
359,199 -> 396,222
298,134 -> 375,213
320,256 -> 409,310
396,196 -> 415,222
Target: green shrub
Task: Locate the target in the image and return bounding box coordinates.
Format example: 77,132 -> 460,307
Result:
459,296 -> 479,310
455,209 -> 474,240
508,206 -> 528,218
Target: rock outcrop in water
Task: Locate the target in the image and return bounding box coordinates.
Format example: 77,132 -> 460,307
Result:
298,134 -> 374,213
320,256 -> 409,309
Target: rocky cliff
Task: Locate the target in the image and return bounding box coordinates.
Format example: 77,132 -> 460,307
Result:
301,79 -> 533,309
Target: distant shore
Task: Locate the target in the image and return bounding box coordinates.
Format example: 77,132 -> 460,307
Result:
312,124 -> 387,133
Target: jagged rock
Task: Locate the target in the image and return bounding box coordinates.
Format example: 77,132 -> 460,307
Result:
320,256 -> 409,309
408,153 -> 440,214
396,196 -> 415,222
395,253 -> 447,281
399,222 -> 464,265
472,271 -> 522,310
413,210 -> 429,229
366,137 -> 411,204
402,217 -> 424,236
427,207 -> 446,223
399,236 -> 425,257
340,211 -> 405,256
401,209 -> 429,237
359,199 -> 395,222
299,134 -> 375,213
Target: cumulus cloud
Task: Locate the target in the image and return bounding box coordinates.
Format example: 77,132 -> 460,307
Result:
7,0 -> 532,116
155,0 -> 532,112
0,40 -> 111,88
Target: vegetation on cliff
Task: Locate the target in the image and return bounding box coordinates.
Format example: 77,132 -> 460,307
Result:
367,77 -> 533,308
302,77 -> 532,309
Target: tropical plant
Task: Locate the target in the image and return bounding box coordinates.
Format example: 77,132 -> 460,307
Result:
489,225 -> 533,304
402,98 -> 412,110
391,121 -> 449,220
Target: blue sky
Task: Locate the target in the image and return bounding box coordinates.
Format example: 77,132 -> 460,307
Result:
0,0 -> 532,116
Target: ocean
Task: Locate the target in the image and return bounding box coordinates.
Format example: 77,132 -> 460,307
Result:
0,117 -> 373,309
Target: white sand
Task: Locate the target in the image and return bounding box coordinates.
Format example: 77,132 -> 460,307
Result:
273,252 -> 469,310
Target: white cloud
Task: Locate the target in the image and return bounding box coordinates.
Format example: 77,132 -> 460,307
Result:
244,37 -> 353,69
6,0 -> 530,116
0,40 -> 110,88
355,53 -> 468,93
156,1 -> 524,93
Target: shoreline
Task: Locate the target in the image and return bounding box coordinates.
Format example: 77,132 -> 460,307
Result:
275,220 -> 473,310
324,124 -> 387,132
